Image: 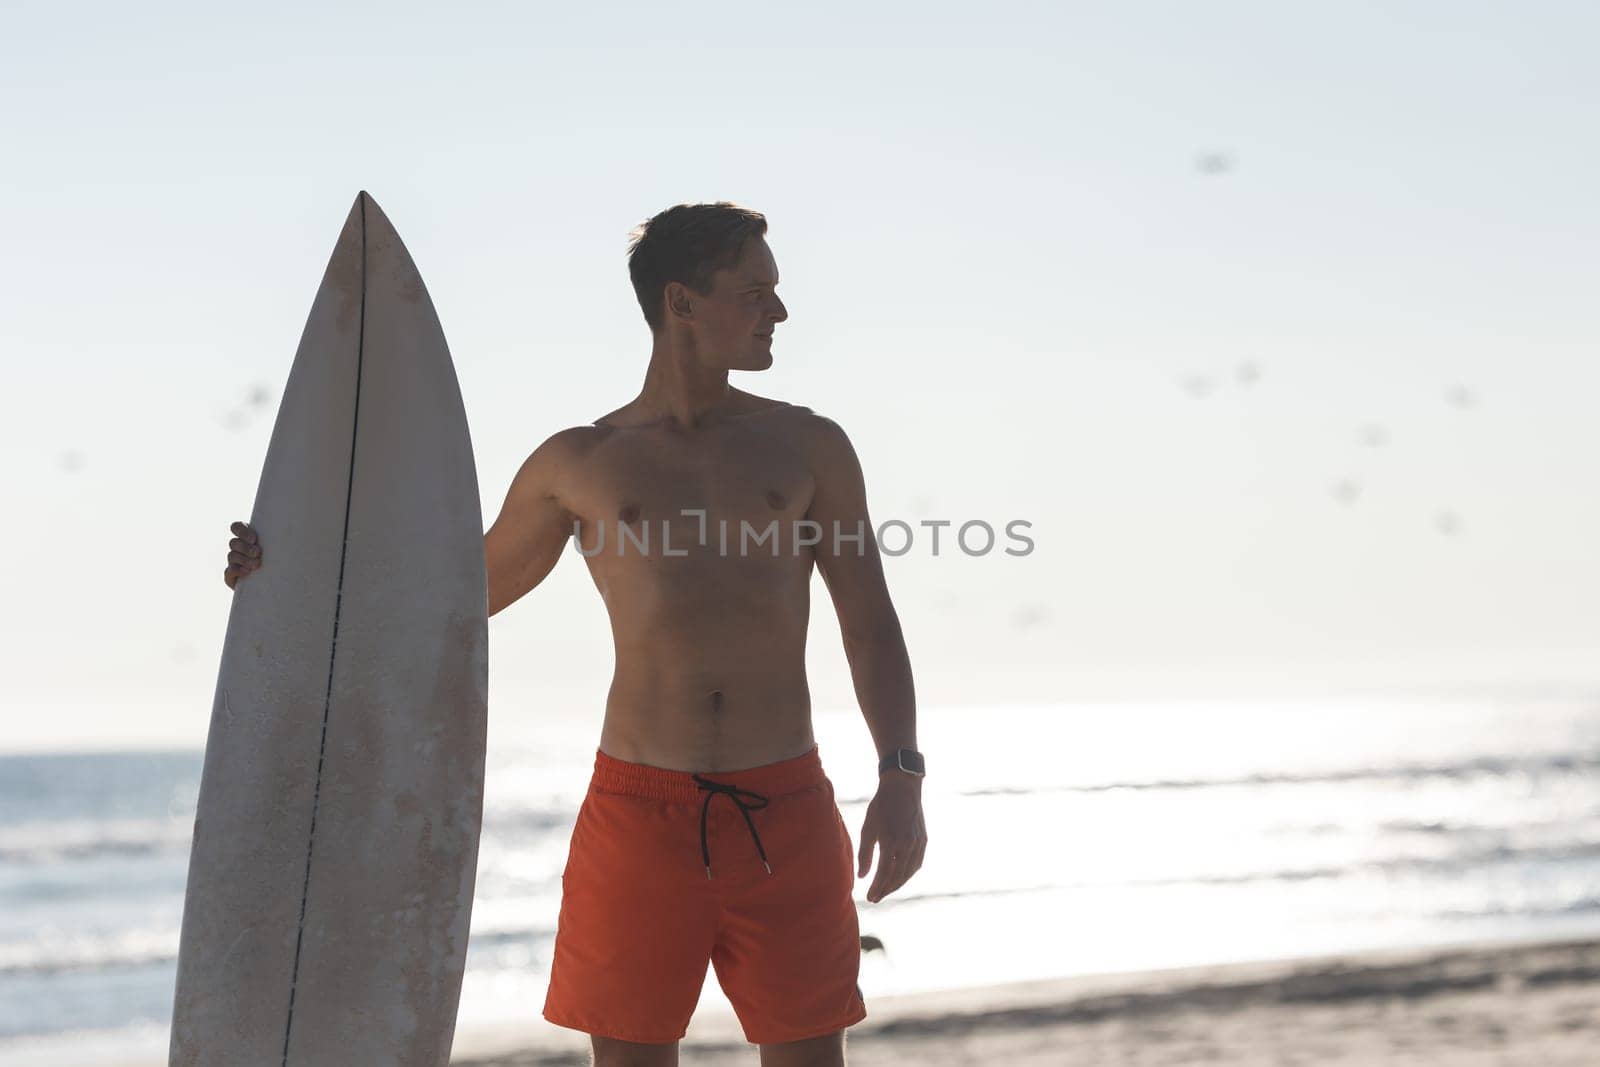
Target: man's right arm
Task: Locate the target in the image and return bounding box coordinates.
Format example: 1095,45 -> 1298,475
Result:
484,428 -> 588,617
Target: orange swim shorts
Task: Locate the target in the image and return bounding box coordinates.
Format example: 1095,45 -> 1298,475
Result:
541,743 -> 868,1045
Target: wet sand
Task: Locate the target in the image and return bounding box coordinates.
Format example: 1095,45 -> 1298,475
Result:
450,934 -> 1600,1065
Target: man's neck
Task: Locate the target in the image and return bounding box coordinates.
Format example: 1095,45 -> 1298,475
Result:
636,340 -> 733,430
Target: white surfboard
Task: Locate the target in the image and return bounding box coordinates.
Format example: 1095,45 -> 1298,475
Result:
170,192 -> 488,1066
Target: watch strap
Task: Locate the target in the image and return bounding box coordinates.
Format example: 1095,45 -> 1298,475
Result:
878,747 -> 925,776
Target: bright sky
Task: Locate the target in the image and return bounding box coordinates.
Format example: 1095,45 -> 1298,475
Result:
2,1 -> 1596,752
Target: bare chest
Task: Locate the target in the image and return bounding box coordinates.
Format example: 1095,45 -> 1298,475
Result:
562,424 -> 816,560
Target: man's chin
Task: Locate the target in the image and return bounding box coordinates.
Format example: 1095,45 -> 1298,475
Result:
733,351 -> 774,371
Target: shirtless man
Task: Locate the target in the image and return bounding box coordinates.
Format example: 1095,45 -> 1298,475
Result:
222,201 -> 926,1067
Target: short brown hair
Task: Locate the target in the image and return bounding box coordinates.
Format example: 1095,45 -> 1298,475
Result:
626,202 -> 768,333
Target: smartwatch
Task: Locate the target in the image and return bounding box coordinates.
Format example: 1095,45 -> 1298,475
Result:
878,747 -> 926,777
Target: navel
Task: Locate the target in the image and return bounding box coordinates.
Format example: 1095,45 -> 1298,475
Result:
708,689 -> 724,713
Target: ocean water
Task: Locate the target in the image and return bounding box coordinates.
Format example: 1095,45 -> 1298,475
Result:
2,695 -> 1598,1063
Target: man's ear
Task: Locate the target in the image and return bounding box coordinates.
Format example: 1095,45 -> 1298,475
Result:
665,281 -> 694,323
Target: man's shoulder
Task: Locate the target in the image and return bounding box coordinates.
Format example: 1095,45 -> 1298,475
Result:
541,423 -> 611,451
520,424 -> 611,477
586,397 -> 639,431
729,389 -> 839,435
727,386 -> 801,417
572,390 -> 845,443
739,398 -> 857,477
772,400 -> 850,447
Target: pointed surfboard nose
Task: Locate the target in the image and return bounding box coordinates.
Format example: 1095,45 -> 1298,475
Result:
354,192 -> 436,312
313,191 -> 443,345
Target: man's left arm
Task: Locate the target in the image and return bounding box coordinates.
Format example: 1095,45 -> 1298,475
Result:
803,413 -> 926,904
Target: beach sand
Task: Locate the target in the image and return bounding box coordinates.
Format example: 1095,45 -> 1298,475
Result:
449,934 -> 1600,1065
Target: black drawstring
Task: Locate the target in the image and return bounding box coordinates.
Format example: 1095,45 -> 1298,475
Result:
692,775 -> 772,878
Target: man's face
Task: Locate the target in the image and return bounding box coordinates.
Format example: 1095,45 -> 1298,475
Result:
672,236 -> 787,371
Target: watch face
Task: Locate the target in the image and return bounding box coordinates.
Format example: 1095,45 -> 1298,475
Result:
880,749 -> 926,776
